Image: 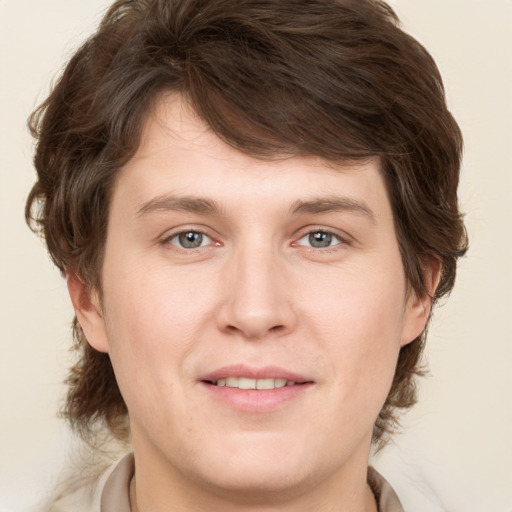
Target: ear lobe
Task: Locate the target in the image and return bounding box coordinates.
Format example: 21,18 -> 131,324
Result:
66,273 -> 109,353
401,257 -> 442,347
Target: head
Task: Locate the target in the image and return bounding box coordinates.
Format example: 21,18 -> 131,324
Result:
26,0 -> 466,466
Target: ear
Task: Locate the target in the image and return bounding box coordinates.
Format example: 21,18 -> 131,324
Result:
67,273 -> 109,353
400,257 -> 442,347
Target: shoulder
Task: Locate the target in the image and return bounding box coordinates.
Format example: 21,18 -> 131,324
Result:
100,453 -> 134,512
368,466 -> 405,512
99,456 -> 404,512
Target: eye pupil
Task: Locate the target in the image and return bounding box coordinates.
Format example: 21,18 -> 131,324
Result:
179,232 -> 203,248
309,232 -> 332,248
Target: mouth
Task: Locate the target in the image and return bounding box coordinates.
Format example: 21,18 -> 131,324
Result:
200,365 -> 312,388
199,365 -> 313,411
204,377 -> 301,389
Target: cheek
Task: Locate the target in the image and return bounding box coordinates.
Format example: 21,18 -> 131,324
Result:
100,258 -> 218,388
300,263 -> 406,401
100,280 -> 188,428
103,254 -> 203,333
303,261 -> 406,344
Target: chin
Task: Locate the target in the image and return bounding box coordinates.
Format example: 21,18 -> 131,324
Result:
198,463 -> 311,502
189,439 -> 310,493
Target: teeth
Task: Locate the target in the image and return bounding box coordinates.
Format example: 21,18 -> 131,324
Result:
274,378 -> 287,388
257,378 -> 276,390
238,377 -> 256,389
225,377 -> 238,387
214,377 -> 296,389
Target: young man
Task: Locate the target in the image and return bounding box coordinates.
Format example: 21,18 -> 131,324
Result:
26,0 -> 467,510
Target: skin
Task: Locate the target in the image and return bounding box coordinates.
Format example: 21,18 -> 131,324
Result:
69,94 -> 436,512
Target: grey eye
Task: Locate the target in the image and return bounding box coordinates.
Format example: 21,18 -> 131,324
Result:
309,232 -> 333,248
297,231 -> 341,248
170,231 -> 211,249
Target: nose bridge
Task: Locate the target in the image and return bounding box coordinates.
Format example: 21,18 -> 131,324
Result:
217,234 -> 295,339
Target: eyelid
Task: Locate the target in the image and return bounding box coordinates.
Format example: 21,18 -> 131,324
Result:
170,231 -> 212,248
291,226 -> 354,249
161,225 -> 221,250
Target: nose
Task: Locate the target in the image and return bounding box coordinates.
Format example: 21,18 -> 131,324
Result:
216,244 -> 297,340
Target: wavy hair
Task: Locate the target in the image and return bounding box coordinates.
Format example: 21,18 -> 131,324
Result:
26,0 -> 468,451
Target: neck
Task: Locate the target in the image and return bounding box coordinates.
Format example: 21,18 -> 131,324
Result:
131,478 -> 378,512
131,480 -> 378,512
129,440 -> 378,512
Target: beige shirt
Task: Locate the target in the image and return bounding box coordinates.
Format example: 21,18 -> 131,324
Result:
101,454 -> 404,512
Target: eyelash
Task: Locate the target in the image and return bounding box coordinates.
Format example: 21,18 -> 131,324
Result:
162,227 -> 351,252
292,228 -> 351,251
163,229 -> 216,251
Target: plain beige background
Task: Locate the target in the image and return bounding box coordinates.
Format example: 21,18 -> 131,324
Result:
1,1 -> 511,511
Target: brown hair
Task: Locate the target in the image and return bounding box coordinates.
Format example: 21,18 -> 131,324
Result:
26,0 -> 467,448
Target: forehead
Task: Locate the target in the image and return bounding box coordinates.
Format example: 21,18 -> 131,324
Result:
112,94 -> 391,221
135,94 -> 350,172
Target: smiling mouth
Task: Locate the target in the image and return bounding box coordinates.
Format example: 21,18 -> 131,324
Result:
201,370 -> 313,411
205,377 -> 300,390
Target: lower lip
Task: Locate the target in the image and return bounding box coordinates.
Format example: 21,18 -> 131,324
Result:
200,382 -> 313,412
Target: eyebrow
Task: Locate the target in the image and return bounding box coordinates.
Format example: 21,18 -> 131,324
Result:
289,196 -> 376,223
136,194 -> 223,217
136,193 -> 376,223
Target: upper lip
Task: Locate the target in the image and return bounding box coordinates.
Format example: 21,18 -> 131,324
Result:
200,364 -> 312,384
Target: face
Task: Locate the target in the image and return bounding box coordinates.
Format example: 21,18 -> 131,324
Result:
72,95 -> 431,503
